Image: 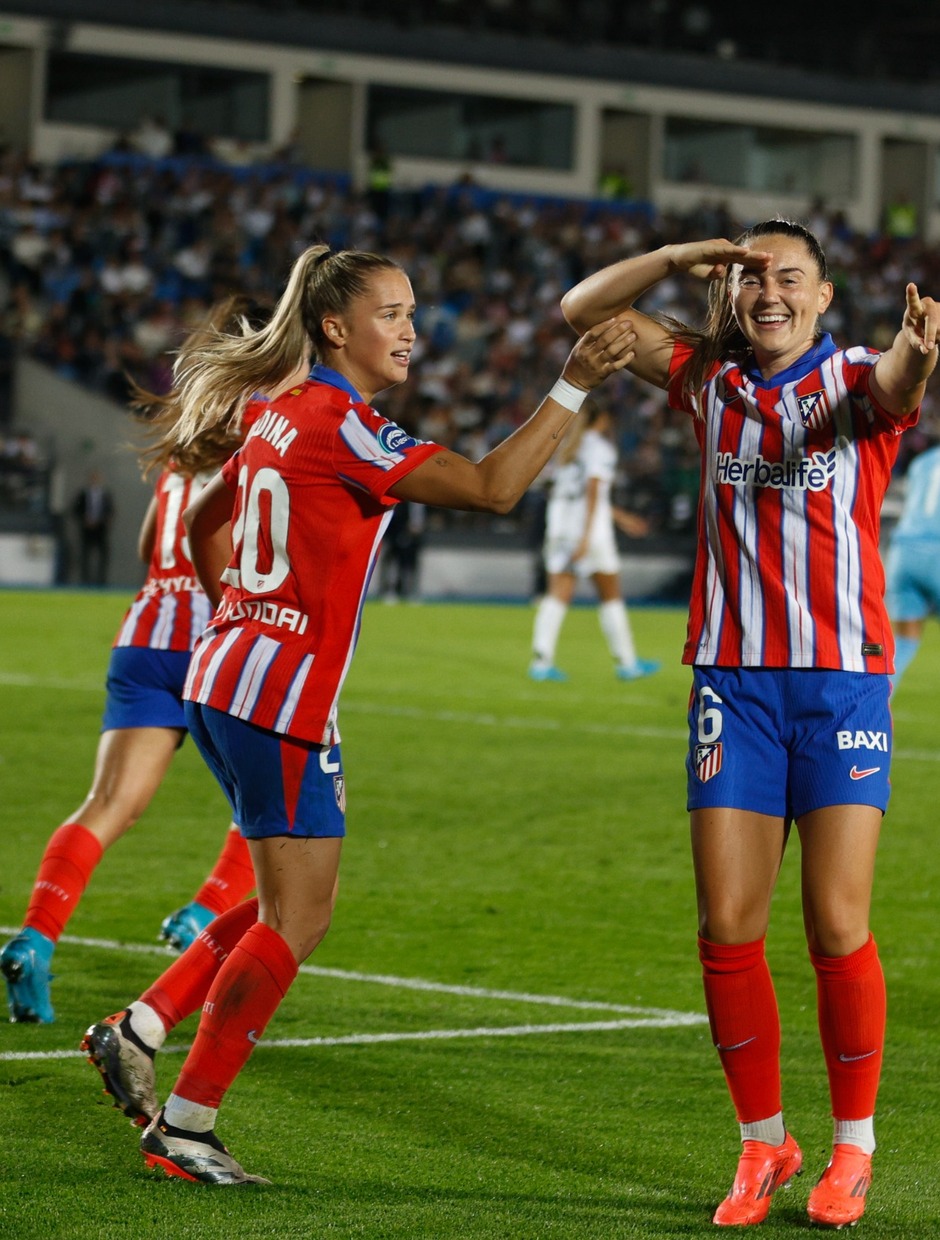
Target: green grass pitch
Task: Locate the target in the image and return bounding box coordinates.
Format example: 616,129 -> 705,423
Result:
1,590 -> 939,1237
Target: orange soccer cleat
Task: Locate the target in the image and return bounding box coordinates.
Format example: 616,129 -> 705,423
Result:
806,1144 -> 872,1229
713,1132 -> 803,1227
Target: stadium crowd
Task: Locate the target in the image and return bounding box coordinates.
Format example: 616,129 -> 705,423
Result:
1,144 -> 939,536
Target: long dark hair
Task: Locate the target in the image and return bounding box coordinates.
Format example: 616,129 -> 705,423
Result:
673,218 -> 830,415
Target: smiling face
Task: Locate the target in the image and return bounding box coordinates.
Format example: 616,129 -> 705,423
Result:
323,269 -> 416,402
728,233 -> 833,378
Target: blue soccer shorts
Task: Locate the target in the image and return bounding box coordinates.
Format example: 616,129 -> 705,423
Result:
183,699 -> 346,839
685,666 -> 892,820
102,647 -> 192,731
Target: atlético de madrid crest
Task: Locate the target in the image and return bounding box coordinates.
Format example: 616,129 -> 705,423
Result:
797,390 -> 830,429
333,774 -> 346,813
694,742 -> 722,783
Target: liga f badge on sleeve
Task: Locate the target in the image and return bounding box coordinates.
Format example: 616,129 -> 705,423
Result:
694,742 -> 722,783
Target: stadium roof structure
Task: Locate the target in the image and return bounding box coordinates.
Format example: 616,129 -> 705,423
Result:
3,1 -> 940,119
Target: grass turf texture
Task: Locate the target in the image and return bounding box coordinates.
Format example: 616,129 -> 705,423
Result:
1,589 -> 939,1238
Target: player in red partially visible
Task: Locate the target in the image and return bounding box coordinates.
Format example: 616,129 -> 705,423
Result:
1,299 -> 305,1024
560,219 -> 939,1228
80,243 -> 637,1186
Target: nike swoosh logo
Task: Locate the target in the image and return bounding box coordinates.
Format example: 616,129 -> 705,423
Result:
247,1029 -> 261,1044
849,765 -> 881,780
715,1036 -> 756,1052
839,1049 -> 878,1062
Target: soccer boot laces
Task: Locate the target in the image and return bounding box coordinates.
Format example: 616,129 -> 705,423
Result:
615,658 -> 661,681
528,662 -> 568,682
159,901 -> 215,953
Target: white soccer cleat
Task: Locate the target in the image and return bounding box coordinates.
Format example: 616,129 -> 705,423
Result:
141,1112 -> 271,1185
81,1009 -> 159,1125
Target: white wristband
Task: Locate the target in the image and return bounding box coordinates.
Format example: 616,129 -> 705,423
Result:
548,377 -> 588,413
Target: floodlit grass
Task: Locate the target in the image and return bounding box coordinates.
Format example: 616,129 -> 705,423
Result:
1,589 -> 939,1238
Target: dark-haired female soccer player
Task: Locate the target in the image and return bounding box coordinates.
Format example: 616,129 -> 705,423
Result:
561,219 -> 939,1228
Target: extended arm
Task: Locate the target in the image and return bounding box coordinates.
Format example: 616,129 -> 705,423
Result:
389,315 -> 636,513
560,239 -> 764,389
871,282 -> 940,417
612,507 -> 650,538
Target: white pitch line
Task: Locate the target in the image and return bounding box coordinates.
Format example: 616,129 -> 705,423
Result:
1,1015 -> 704,1063
0,671 -> 103,692
297,963 -> 689,1018
0,927 -> 707,1062
4,669 -> 940,756
342,699 -> 685,741
0,669 -> 683,741
0,927 -> 697,1020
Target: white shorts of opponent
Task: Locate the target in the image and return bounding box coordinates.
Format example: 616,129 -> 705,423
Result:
543,526 -> 620,577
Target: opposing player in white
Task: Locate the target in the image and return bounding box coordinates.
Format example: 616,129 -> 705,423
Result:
530,402 -> 659,682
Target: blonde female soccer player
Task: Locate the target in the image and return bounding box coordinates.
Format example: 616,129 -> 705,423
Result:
83,243 -> 637,1185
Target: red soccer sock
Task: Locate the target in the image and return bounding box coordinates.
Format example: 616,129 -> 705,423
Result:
141,897 -> 260,1032
172,921 -> 298,1111
191,827 -> 255,915
699,935 -> 782,1123
24,823 -> 104,942
810,933 -> 886,1120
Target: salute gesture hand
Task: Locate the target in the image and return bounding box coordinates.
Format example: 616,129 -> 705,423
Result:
667,239 -> 771,283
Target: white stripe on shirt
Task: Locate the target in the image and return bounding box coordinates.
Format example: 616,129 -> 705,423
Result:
339,409 -> 402,470
231,635 -> 281,720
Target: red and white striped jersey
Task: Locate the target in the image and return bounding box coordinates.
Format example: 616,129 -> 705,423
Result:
183,366 -> 443,746
668,334 -> 917,672
113,467 -> 214,652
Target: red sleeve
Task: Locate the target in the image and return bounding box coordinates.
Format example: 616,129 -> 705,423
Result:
843,346 -> 920,436
332,404 -> 445,506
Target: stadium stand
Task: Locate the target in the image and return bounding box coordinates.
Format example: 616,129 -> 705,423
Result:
1,4 -> 938,588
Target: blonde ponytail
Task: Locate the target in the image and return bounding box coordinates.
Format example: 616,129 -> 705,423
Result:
133,294 -> 274,477
172,245 -> 404,448
172,245 -> 328,446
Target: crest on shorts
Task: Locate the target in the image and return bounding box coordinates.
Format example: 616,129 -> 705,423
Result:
333,774 -> 346,814
797,390 -> 830,430
694,742 -> 723,783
